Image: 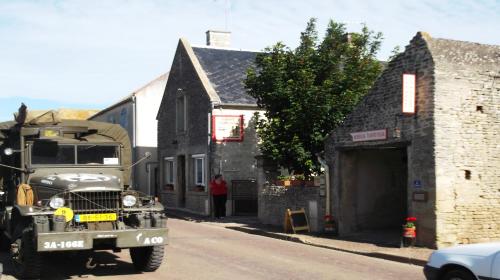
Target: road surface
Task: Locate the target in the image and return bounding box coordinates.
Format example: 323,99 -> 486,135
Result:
0,218 -> 425,279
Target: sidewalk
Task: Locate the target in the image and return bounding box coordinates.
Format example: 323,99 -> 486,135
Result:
165,209 -> 432,267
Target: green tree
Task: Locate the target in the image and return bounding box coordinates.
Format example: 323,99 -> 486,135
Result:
245,18 -> 383,177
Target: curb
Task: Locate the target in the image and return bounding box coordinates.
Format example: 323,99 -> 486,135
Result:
226,226 -> 427,267
166,212 -> 427,267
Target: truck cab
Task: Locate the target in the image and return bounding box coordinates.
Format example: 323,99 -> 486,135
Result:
0,113 -> 168,279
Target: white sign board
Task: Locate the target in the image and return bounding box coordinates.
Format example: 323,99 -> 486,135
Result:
350,129 -> 387,142
103,158 -> 119,165
212,115 -> 243,142
402,74 -> 416,114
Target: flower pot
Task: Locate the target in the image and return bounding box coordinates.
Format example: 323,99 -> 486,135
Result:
275,180 -> 291,187
291,180 -> 302,187
304,180 -> 315,187
403,226 -> 416,238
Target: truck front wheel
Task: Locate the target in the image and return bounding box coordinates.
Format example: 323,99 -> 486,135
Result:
130,245 -> 164,272
11,227 -> 41,279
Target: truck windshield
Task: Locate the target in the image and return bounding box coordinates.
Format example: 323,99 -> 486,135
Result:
77,145 -> 119,165
31,145 -> 75,165
31,144 -> 120,165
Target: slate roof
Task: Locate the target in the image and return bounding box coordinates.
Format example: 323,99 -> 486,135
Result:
192,47 -> 259,105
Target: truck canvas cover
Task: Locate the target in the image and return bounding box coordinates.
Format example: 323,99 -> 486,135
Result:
0,111 -> 132,185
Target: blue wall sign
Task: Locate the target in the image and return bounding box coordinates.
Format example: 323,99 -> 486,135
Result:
413,180 -> 422,188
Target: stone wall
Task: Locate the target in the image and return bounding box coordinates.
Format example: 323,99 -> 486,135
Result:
259,185 -> 326,232
210,109 -> 262,215
325,32 -> 500,248
157,39 -> 211,212
157,39 -> 262,216
428,38 -> 500,247
325,32 -> 437,247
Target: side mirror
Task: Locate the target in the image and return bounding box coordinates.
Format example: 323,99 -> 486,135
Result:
125,152 -> 153,170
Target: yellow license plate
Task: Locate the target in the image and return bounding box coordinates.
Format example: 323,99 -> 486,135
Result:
75,213 -> 117,223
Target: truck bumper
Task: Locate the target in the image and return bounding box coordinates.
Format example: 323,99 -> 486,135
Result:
36,228 -> 168,252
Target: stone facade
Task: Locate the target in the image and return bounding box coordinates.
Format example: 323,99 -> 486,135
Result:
259,185 -> 326,232
325,32 -> 500,248
157,37 -> 263,216
429,38 -> 500,246
157,39 -> 212,213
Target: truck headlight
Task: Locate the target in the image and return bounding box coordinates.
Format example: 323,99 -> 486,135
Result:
49,197 -> 65,209
122,195 -> 137,207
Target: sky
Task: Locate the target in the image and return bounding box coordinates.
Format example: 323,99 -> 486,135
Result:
0,0 -> 499,121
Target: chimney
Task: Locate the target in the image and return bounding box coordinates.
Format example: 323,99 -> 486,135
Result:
206,30 -> 231,47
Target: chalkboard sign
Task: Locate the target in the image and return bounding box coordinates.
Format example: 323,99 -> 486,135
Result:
284,208 -> 310,233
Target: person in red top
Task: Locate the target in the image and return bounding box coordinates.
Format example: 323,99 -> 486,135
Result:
209,174 -> 228,219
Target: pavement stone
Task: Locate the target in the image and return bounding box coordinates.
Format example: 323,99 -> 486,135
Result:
165,208 -> 433,267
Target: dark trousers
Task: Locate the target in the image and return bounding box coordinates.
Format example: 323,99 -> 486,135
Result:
213,194 -> 227,218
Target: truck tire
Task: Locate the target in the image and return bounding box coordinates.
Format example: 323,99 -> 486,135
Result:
12,227 -> 41,279
130,245 -> 164,272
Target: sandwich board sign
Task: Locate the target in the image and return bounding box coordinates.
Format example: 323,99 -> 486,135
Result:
284,208 -> 310,233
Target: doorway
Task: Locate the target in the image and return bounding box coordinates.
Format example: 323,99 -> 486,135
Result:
177,155 -> 186,208
338,147 -> 408,245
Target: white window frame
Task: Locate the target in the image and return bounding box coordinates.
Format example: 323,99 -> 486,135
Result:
192,154 -> 206,186
164,157 -> 175,185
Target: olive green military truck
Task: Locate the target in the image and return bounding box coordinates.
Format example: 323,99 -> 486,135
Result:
0,108 -> 168,279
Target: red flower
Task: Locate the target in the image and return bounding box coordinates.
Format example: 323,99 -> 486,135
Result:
406,217 -> 417,222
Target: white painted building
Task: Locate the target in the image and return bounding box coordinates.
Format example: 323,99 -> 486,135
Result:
90,73 -> 168,196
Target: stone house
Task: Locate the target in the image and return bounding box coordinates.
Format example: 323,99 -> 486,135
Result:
157,31 -> 263,216
90,73 -> 168,196
324,32 -> 500,248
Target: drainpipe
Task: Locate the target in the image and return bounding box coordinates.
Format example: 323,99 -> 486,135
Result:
207,102 -> 216,216
317,154 -> 331,216
131,94 -> 137,188
132,94 -> 137,148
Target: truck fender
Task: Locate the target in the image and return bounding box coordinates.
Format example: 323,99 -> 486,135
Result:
13,205 -> 37,217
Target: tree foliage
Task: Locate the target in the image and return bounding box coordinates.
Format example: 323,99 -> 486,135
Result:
245,19 -> 383,177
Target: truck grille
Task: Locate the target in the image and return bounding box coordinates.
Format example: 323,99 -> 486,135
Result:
67,191 -> 121,214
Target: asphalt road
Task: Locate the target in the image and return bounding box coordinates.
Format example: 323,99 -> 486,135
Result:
0,218 -> 425,279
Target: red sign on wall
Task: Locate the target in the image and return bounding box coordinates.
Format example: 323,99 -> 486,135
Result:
212,115 -> 244,142
350,129 -> 388,142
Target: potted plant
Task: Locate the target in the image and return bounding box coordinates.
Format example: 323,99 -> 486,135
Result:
289,174 -> 316,187
290,174 -> 304,186
275,175 -> 291,187
402,217 -> 417,247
